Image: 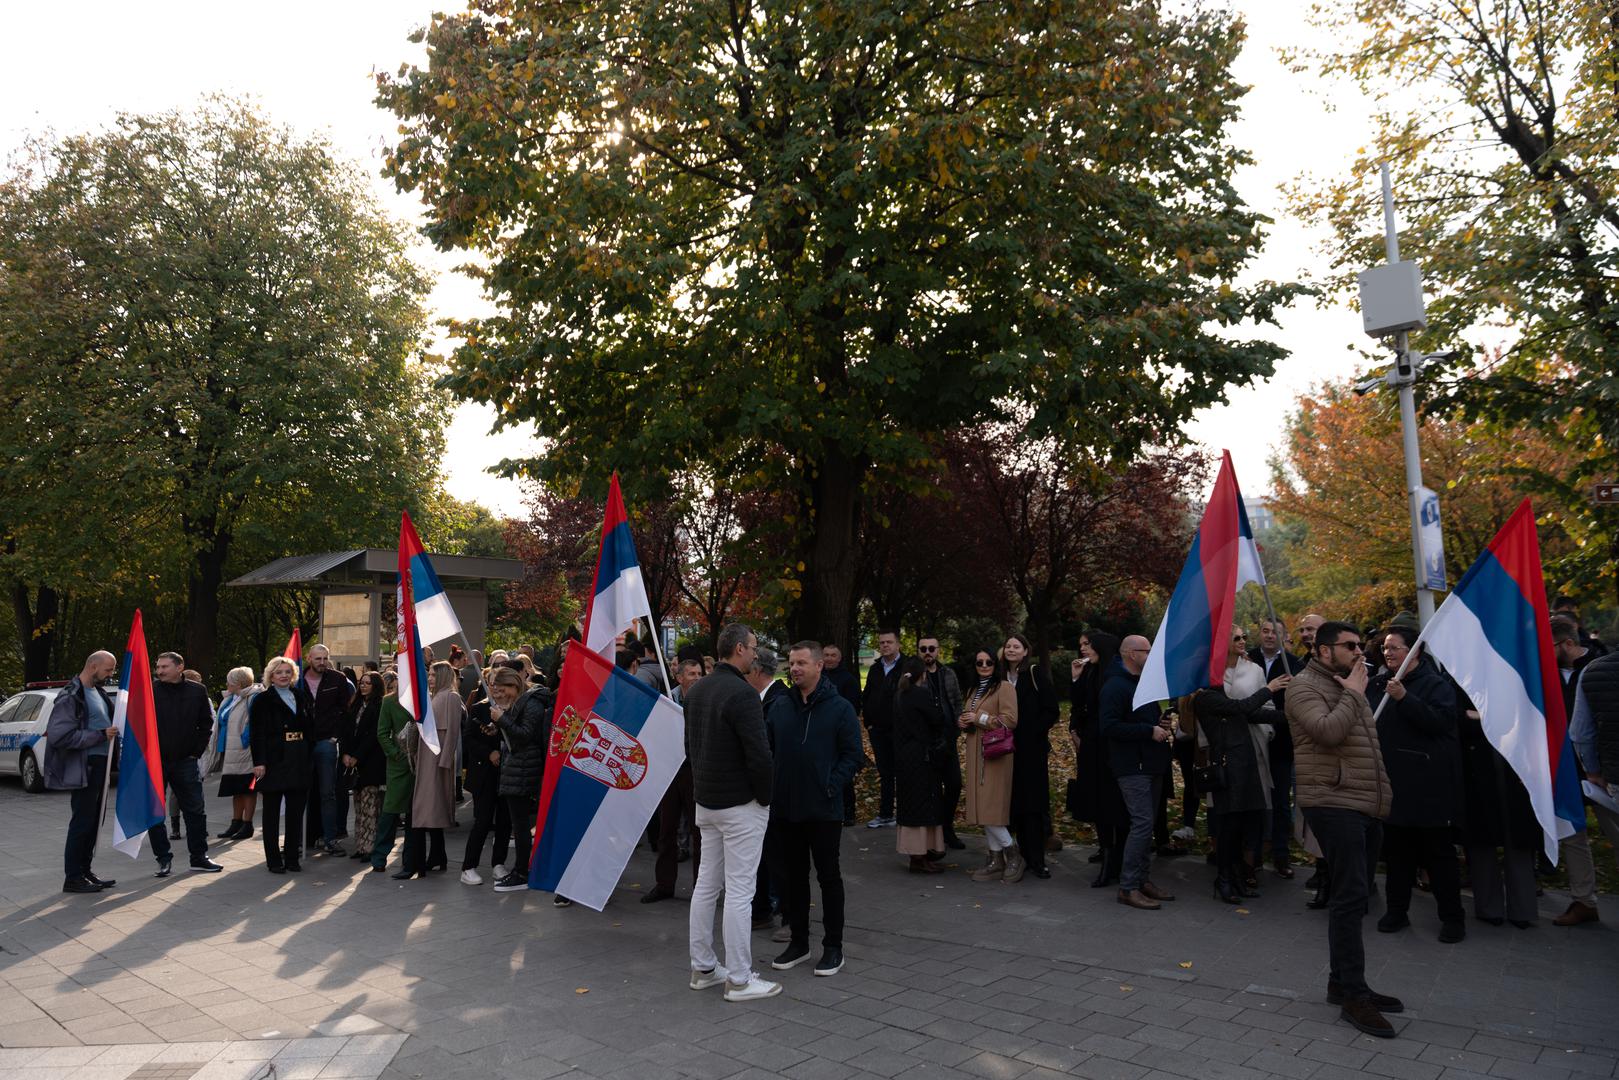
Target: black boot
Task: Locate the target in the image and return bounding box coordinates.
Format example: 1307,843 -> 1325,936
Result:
1307,864 -> 1332,910
943,826 -> 966,851
1213,875 -> 1241,904
216,820 -> 241,839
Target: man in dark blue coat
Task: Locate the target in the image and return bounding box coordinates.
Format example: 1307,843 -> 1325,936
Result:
1099,635 -> 1176,911
764,642 -> 865,978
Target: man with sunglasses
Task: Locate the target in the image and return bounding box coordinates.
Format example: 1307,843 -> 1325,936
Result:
917,637 -> 965,849
1286,620 -> 1398,1039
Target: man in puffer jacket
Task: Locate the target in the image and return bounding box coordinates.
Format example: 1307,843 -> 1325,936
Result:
1286,620 -> 1398,1040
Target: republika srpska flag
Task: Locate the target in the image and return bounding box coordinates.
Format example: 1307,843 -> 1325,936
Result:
581,472 -> 655,660
396,511 -> 440,755
111,610 -> 165,857
283,627 -> 302,676
1420,499 -> 1583,861
1135,451 -> 1267,708
529,644 -> 686,909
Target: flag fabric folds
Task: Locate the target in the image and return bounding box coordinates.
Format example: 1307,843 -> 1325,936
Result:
403,537 -> 463,646
529,643 -> 686,910
111,610 -> 165,858
1421,499 -> 1583,861
283,627 -> 302,676
396,511 -> 441,755
1135,451 -> 1267,708
581,472 -> 655,660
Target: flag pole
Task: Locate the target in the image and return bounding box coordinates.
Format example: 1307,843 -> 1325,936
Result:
643,612 -> 674,695
1369,621 -> 1431,723
94,730 -> 118,852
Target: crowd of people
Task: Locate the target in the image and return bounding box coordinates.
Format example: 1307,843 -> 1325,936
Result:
39,600 -> 1619,1037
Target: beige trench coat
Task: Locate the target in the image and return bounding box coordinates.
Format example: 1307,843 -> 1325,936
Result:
412,689 -> 464,829
960,682 -> 1019,827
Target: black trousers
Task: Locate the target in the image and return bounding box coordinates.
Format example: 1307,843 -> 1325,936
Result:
654,763 -> 699,890
1173,737 -> 1199,831
1153,762 -> 1172,848
149,756 -> 208,865
1384,823 -> 1463,926
262,788 -> 309,869
64,755 -> 109,880
868,726 -> 896,818
405,825 -> 446,871
1015,810 -> 1047,873
460,771 -> 511,871
939,741 -> 963,835
506,796 -> 538,875
1216,808 -> 1264,882
1304,806 -> 1382,998
771,820 -> 845,948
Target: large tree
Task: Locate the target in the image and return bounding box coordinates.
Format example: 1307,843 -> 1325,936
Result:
0,100 -> 448,678
1288,0 -> 1618,602
377,0 -> 1297,641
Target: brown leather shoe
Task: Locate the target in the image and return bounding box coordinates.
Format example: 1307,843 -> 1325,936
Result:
1117,888 -> 1161,910
1141,880 -> 1176,902
1553,901 -> 1599,926
1339,997 -> 1396,1038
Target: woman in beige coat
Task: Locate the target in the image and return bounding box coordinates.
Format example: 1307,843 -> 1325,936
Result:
959,648 -> 1020,881
404,661 -> 464,874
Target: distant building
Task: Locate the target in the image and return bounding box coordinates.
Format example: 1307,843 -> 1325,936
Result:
1246,495 -> 1276,534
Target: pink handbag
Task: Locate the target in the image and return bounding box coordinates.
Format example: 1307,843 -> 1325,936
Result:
981,725 -> 1014,760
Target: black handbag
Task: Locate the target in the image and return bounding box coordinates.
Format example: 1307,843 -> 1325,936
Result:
1193,760 -> 1228,793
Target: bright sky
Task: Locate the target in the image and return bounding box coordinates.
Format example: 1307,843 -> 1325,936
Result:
1,1 -> 1384,518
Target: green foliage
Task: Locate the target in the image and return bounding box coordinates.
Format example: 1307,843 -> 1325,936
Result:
0,98 -> 452,677
377,0 -> 1301,636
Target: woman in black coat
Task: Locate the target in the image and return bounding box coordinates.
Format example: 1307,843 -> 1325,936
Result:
1459,689 -> 1539,927
893,657 -> 951,873
1192,633 -> 1288,903
460,666 -> 518,884
341,671 -> 388,862
1004,633 -> 1059,881
250,656 -> 315,874
1068,631 -> 1127,885
493,677 -> 556,892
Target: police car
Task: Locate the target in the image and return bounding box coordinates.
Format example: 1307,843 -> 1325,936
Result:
0,682 -> 119,793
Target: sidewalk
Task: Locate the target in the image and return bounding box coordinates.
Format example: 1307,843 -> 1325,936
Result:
1,780 -> 1616,1080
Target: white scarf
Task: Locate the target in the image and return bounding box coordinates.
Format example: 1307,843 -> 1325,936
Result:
1224,657 -> 1274,806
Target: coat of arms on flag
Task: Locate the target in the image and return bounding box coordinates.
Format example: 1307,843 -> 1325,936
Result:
550,704 -> 650,791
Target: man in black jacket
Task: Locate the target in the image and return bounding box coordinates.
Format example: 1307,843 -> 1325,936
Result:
1099,636 -> 1175,911
303,645 -> 356,856
46,651 -> 121,893
148,651 -> 222,876
1368,626 -> 1465,943
765,642 -> 864,977
1251,618 -> 1305,876
684,623 -> 778,1002
861,630 -> 905,828
822,643 -> 861,825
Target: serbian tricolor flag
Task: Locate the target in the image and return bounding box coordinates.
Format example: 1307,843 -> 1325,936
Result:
1135,451 -> 1266,708
111,610 -> 165,857
283,628 -> 303,676
402,538 -> 462,646
397,511 -> 440,755
529,644 -> 686,909
1421,500 -> 1582,861
581,473 -> 655,660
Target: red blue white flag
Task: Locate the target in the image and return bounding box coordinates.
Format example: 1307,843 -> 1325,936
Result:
1135,451 -> 1266,707
581,472 -> 655,660
283,627 -> 302,677
111,610 -> 165,858
529,643 -> 686,909
1421,499 -> 1582,861
397,511 -> 441,755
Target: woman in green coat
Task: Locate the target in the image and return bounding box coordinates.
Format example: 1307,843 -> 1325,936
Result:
370,687 -> 415,873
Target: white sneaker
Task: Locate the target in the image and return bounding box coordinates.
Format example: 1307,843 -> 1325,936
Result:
493,863 -> 510,880
460,868 -> 482,886
689,967 -> 728,990
1172,826 -> 1195,842
723,974 -> 782,1002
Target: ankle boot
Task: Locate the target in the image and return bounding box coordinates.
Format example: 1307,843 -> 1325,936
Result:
234,821 -> 253,841
1001,844 -> 1026,883
1213,875 -> 1241,904
970,850 -> 1006,881
217,820 -> 241,839
1307,865 -> 1332,909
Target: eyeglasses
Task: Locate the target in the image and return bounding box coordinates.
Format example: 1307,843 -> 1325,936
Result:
1331,640 -> 1365,652
1231,634 -> 1247,642
974,659 -> 995,667
918,645 -> 938,653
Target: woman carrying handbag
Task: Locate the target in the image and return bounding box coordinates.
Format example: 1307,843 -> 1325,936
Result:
958,648 -> 1021,882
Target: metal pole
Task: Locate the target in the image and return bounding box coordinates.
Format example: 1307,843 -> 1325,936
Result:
1381,163 -> 1436,626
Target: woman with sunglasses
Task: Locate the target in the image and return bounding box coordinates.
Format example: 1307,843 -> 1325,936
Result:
958,649 -> 1021,881
1003,634 -> 1059,880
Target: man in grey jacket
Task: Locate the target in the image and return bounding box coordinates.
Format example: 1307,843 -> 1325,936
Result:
45,651 -> 120,894
683,623 -> 778,1002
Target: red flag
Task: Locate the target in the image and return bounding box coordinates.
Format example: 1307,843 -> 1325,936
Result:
283,628 -> 303,676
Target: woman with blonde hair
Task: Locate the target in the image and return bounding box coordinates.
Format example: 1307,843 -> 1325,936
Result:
402,661 -> 464,876
249,656 -> 314,873
212,666 -> 260,841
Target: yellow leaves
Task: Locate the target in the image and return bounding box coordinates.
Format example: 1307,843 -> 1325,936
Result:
434,93 -> 458,110
1023,144 -> 1039,164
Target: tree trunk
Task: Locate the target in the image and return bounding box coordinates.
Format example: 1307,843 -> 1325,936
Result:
12,582 -> 59,683
184,533 -> 231,680
794,448 -> 863,647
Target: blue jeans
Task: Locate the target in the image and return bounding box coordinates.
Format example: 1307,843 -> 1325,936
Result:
148,757 -> 208,864
1117,773 -> 1161,891
310,738 -> 340,845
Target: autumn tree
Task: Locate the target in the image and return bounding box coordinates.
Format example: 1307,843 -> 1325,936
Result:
1267,375 -> 1592,626
0,100 -> 449,678
1289,0 -> 1618,602
377,0 -> 1299,643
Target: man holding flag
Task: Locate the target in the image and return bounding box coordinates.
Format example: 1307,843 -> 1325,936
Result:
45,650 -> 122,893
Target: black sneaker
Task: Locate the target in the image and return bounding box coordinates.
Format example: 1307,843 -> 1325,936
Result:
63,878 -> 100,894
1327,982 -> 1404,1013
154,857 -> 173,878
771,942 -> 811,970
189,858 -> 224,874
85,873 -> 116,889
553,895 -> 573,907
321,841 -> 346,857
493,872 -> 528,893
813,947 -> 844,976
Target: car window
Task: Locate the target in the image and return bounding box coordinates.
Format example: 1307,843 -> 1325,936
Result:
0,698 -> 21,725
15,697 -> 45,727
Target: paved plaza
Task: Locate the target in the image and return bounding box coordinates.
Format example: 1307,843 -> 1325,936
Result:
2,780 -> 1617,1080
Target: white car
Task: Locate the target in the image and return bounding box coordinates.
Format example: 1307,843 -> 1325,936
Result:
0,682 -> 119,793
